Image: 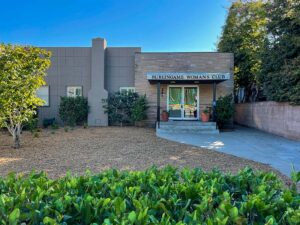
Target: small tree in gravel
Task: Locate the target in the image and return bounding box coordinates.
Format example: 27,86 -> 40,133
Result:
0,44 -> 51,148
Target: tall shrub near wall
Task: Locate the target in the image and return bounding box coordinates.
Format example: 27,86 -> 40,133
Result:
59,97 -> 89,126
132,95 -> 149,126
216,94 -> 234,129
103,92 -> 148,126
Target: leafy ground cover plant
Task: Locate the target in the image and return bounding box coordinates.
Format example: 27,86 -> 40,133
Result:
0,167 -> 299,224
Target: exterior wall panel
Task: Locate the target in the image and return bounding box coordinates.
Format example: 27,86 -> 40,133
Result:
105,47 -> 141,93
38,47 -> 91,124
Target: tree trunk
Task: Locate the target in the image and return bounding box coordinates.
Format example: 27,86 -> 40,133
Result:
12,125 -> 21,149
13,134 -> 20,149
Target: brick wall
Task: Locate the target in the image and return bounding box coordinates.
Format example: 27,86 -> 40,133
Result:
235,102 -> 300,140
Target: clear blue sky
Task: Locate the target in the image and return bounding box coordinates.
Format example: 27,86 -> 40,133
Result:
0,0 -> 230,52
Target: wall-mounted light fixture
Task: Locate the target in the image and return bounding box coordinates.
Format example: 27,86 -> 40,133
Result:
161,87 -> 164,96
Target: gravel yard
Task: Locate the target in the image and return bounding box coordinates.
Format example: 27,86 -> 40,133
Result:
0,127 -> 288,181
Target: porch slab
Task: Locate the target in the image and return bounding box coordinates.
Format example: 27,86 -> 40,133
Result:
157,125 -> 300,177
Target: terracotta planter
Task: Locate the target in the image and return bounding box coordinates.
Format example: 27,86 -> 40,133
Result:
161,111 -> 169,121
201,112 -> 210,122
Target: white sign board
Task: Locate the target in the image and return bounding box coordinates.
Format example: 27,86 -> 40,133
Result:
146,72 -> 230,81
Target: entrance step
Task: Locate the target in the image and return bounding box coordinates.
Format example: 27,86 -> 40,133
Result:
157,121 -> 219,134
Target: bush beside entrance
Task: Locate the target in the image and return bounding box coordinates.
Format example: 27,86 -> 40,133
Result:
216,94 -> 234,129
0,167 -> 299,224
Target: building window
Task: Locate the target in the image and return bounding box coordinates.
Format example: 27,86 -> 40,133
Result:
120,87 -> 135,93
67,86 -> 82,97
36,86 -> 49,106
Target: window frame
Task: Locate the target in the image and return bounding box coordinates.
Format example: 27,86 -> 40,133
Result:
119,87 -> 135,93
66,86 -> 83,98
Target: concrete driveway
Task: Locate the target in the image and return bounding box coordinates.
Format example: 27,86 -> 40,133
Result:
157,126 -> 300,177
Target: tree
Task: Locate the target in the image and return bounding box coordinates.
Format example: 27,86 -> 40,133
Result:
218,0 -> 300,105
259,0 -> 300,105
218,0 -> 267,95
0,45 -> 51,148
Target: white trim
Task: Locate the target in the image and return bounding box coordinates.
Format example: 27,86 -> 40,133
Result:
67,86 -> 82,97
120,87 -> 135,93
167,85 -> 199,120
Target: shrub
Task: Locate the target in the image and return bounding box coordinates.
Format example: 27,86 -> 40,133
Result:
43,118 -> 56,128
0,167 -> 299,224
59,97 -> 89,126
103,92 -> 148,126
23,117 -> 38,133
216,94 -> 234,129
131,95 -> 149,124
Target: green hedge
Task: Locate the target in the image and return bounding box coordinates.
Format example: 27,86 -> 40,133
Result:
0,167 -> 299,224
103,92 -> 148,126
59,97 -> 89,126
216,94 -> 234,129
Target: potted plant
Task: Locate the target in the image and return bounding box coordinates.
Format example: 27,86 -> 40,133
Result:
201,107 -> 210,122
161,110 -> 169,121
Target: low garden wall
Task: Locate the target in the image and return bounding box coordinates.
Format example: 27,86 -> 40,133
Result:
234,101 -> 300,140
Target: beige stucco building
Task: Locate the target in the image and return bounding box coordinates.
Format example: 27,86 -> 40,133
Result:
38,37 -> 233,127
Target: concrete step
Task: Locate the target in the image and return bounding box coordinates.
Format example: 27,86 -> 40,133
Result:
157,121 -> 219,134
159,123 -> 216,128
161,120 -> 216,126
158,126 -> 216,131
157,129 -> 219,135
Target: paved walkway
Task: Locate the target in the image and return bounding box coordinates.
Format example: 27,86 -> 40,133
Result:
157,126 -> 300,177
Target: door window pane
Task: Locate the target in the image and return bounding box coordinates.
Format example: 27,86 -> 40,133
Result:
168,87 -> 182,118
184,87 -> 198,118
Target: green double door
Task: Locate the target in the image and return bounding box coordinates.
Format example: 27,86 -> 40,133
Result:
168,86 -> 199,120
